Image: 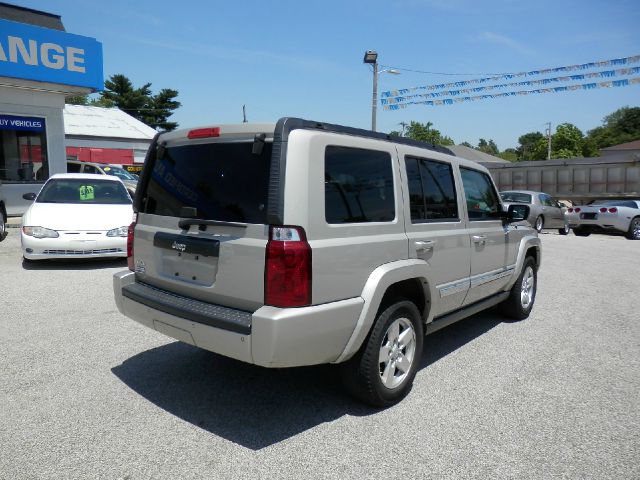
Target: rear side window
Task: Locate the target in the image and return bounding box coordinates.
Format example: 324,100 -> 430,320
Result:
539,194 -> 555,207
500,192 -> 532,204
325,146 -> 395,224
460,168 -> 500,220
67,162 -> 81,173
405,156 -> 458,222
142,141 -> 272,224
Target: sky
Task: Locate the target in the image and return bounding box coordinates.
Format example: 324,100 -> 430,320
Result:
18,0 -> 640,149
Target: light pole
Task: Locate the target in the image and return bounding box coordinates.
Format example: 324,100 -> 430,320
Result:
545,122 -> 552,160
363,50 -> 399,132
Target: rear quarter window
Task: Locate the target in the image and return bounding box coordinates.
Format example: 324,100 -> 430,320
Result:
324,146 -> 395,224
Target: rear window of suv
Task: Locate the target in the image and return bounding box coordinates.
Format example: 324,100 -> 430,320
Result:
141,141 -> 273,224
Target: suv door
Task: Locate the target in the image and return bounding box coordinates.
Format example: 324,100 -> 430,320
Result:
132,134 -> 275,312
460,167 -> 514,305
397,149 -> 470,316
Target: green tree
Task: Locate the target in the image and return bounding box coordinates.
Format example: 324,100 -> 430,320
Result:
477,138 -> 499,155
551,123 -> 584,158
78,74 -> 182,131
143,88 -> 181,131
516,132 -> 545,161
66,94 -> 88,105
404,121 -> 454,146
587,106 -> 640,148
498,148 -> 518,162
101,74 -> 152,120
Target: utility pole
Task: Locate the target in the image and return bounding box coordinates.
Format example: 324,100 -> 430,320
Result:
242,105 -> 247,123
545,122 -> 552,160
399,121 -> 408,136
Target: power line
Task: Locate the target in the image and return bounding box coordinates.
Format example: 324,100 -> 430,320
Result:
380,65 -> 510,76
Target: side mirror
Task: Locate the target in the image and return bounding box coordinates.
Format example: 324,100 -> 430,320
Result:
22,192 -> 37,201
507,204 -> 530,223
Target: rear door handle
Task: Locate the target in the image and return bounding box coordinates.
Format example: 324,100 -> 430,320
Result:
415,240 -> 435,252
472,235 -> 486,245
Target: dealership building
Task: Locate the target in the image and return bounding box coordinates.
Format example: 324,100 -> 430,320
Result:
0,3 -> 103,215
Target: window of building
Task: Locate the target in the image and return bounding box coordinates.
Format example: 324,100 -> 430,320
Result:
0,114 -> 48,182
460,167 -> 500,220
325,146 -> 395,224
405,156 -> 458,222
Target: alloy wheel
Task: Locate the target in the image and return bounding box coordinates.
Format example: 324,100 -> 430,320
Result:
632,219 -> 640,239
378,317 -> 416,390
535,216 -> 543,232
520,266 -> 535,309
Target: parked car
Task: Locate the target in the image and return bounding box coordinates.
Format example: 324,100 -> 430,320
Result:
500,190 -> 570,235
113,118 -> 541,407
21,174 -> 133,260
67,160 -> 138,196
567,200 -> 640,239
0,179 -> 7,241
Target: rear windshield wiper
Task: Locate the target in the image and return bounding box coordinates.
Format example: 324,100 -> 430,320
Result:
178,218 -> 248,230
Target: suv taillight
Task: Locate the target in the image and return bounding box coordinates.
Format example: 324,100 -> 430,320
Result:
127,220 -> 136,271
265,226 -> 311,307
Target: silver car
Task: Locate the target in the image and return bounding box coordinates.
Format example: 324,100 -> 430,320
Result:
567,200 -> 640,239
67,160 -> 138,197
500,190 -> 570,235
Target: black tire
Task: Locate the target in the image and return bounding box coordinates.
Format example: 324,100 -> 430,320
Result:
626,216 -> 640,240
558,224 -> 570,235
0,208 -> 6,241
340,300 -> 424,407
573,228 -> 591,237
500,256 -> 537,321
534,215 -> 544,233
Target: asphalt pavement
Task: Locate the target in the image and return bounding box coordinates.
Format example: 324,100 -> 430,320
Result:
1,230 -> 638,479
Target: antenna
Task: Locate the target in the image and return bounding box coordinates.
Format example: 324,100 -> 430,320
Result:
242,105 -> 247,123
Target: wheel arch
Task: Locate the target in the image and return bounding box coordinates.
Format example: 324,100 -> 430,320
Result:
333,259 -> 435,363
504,235 -> 541,291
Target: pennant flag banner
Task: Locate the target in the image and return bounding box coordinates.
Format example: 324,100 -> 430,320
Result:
381,67 -> 640,105
382,77 -> 640,110
380,54 -> 640,98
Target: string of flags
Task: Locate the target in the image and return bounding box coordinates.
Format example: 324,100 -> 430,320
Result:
380,54 -> 640,98
383,77 -> 640,110
381,66 -> 640,105
380,55 -> 640,110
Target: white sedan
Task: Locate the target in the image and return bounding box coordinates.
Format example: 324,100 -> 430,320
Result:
21,174 -> 134,260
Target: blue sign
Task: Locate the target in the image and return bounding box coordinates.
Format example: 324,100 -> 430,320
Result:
0,18 -> 103,91
0,114 -> 45,132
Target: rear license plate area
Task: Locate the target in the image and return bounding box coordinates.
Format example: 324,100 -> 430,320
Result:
153,232 -> 219,285
580,213 -> 597,220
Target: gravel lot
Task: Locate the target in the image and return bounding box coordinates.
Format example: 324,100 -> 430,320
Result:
1,229 -> 638,479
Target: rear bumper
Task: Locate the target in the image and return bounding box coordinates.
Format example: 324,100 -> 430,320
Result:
113,271 -> 364,368
568,218 -> 628,233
